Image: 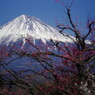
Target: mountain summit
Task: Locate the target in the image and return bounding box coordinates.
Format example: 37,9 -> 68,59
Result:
0,15 -> 73,45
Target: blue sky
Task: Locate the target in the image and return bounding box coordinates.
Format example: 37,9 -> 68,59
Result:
0,0 -> 95,27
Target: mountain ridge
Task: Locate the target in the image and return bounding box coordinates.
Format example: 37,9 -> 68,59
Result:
0,15 -> 73,45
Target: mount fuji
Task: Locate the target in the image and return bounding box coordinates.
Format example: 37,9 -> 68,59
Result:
0,15 -> 73,45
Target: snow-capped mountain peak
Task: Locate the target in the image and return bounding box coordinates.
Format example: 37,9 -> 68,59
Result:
0,15 -> 73,45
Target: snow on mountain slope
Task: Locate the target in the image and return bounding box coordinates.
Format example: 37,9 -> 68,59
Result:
0,15 -> 73,45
